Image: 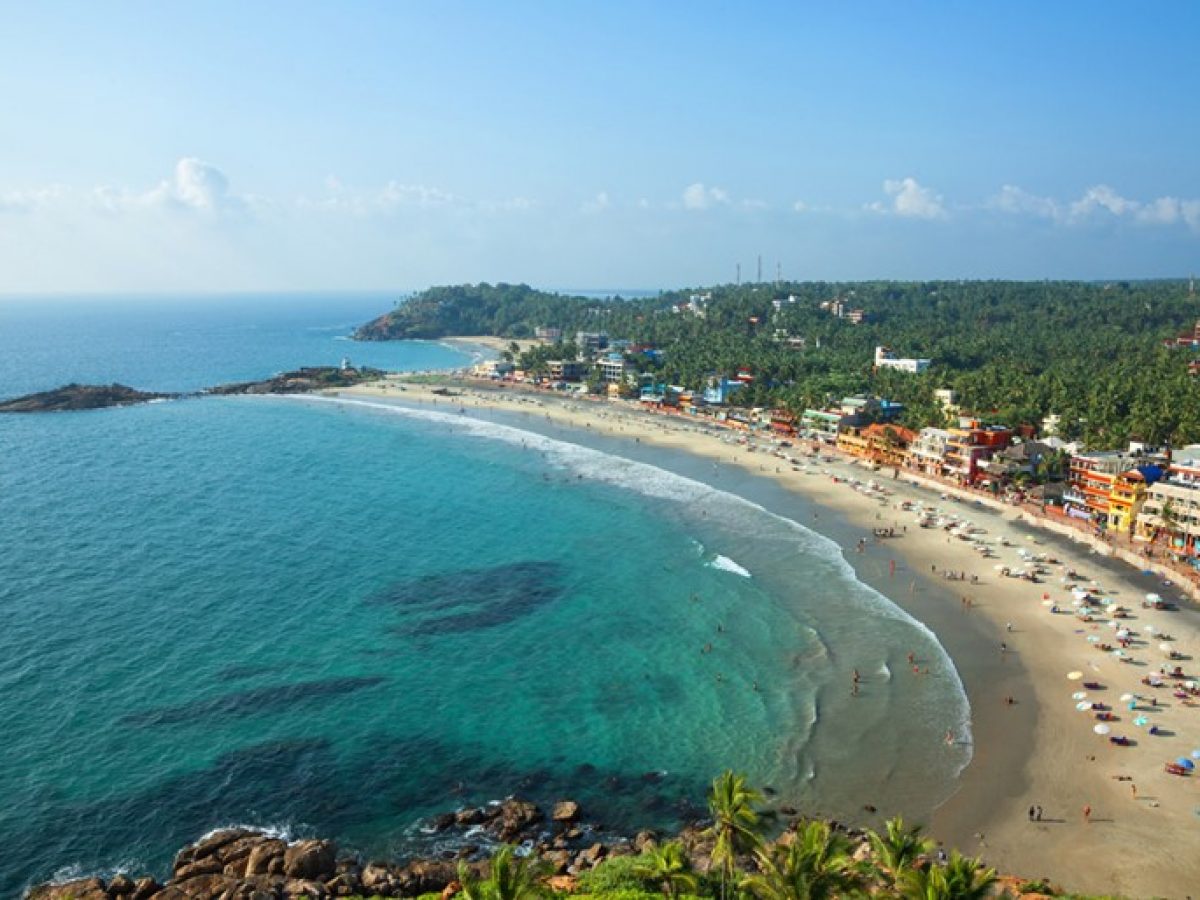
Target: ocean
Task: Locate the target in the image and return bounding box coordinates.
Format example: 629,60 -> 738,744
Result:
0,296 -> 970,896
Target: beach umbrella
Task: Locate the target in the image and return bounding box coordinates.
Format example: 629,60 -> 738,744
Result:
1072,691 -> 1088,700
1186,681 -> 1197,690
1116,629 -> 1131,639
1134,715 -> 1149,727
1191,749 -> 1200,759
1086,635 -> 1100,643
1068,671 -> 1084,680
1094,724 -> 1111,735
1176,758 -> 1196,771
993,563 -> 1006,570
1111,649 -> 1125,657
1146,592 -> 1161,602
1143,625 -> 1157,633
1160,642 -> 1175,653
1076,701 -> 1093,711
1119,693 -> 1135,702
1042,599 -> 1055,607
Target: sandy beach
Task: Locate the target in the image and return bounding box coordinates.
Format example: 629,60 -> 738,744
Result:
341,377 -> 1199,897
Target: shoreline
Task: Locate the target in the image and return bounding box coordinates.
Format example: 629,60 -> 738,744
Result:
339,376 -> 1200,898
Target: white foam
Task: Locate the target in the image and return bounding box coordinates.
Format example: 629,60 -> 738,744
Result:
708,554 -> 752,578
287,394 -> 974,769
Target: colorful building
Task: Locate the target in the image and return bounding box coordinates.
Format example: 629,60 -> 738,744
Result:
942,419 -> 1013,484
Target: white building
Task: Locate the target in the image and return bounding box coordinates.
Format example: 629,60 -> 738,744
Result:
875,346 -> 932,374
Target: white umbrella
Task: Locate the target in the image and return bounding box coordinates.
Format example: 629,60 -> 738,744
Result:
1116,629 -> 1131,639
1144,625 -> 1157,633
1111,649 -> 1126,657
1086,635 -> 1100,643
1160,642 -> 1175,653
1067,670 -> 1084,680
993,563 -> 1006,570
1119,693 -> 1135,702
1076,701 -> 1093,711
1042,599 -> 1055,607
1094,723 -> 1111,735
1146,593 -> 1161,602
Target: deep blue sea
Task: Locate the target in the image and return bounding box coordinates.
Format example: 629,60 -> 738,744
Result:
0,296 -> 970,896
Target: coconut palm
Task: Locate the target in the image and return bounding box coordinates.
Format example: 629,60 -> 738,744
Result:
706,770 -> 764,899
898,850 -> 996,900
634,840 -> 700,899
457,845 -> 545,900
740,820 -> 868,900
867,817 -> 932,887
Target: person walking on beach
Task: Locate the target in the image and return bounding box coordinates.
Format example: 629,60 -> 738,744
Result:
1028,805 -> 1036,822
1083,804 -> 1092,824
1035,805 -> 1042,821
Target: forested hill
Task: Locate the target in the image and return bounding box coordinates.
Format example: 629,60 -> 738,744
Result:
354,280 -> 1200,447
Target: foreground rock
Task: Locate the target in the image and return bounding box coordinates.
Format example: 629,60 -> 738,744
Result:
207,366 -> 385,395
0,383 -> 176,413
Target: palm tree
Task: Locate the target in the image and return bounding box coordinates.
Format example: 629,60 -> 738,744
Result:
457,845 -> 545,900
898,850 -> 996,900
867,817 -> 932,887
740,820 -> 868,900
706,770 -> 764,900
633,840 -> 699,899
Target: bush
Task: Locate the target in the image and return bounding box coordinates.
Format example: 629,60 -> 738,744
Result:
575,855 -> 653,894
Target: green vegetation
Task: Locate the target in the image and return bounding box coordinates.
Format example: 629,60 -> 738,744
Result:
361,279 -> 1200,447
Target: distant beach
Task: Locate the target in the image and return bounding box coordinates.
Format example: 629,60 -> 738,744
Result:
341,377 -> 1200,898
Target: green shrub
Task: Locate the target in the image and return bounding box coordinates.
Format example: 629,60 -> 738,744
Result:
575,855 -> 653,894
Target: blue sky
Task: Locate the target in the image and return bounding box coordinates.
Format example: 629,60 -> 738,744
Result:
2,1 -> 1198,292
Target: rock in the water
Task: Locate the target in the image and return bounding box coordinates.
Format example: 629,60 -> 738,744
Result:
551,800 -> 581,822
0,383 -> 177,414
282,840 -> 336,880
633,830 -> 658,852
491,797 -> 542,841
454,806 -> 487,826
172,858 -> 224,882
131,876 -> 161,900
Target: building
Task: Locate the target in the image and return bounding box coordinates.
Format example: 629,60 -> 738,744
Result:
546,359 -> 585,381
1064,447 -> 1163,525
802,395 -> 903,443
874,346 -> 932,374
575,331 -> 609,355
597,352 -> 633,384
702,377 -> 744,405
535,326 -> 562,343
934,389 -> 959,416
942,419 -> 1013,484
908,427 -> 951,476
472,359 -> 515,379
801,408 -> 843,442
836,425 -> 871,459
1107,466 -> 1163,534
864,423 -> 917,468
1135,450 -> 1200,563
769,410 -> 798,437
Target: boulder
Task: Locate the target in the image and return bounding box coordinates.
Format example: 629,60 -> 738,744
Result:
551,800 -> 580,823
429,812 -> 457,832
454,807 -> 487,826
244,840 -> 287,877
633,830 -> 658,852
359,864 -> 396,895
282,878 -> 327,898
27,878 -> 107,900
175,830 -> 253,872
282,840 -> 336,880
108,873 -> 136,896
165,873 -> 236,898
545,875 -> 578,893
393,859 -> 457,895
491,797 -> 542,840
542,851 -> 572,875
323,873 -> 361,897
576,843 -> 606,868
173,858 -> 225,882
130,876 -> 162,900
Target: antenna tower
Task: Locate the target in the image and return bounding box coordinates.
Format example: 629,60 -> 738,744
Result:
736,263 -> 741,286
757,255 -> 762,283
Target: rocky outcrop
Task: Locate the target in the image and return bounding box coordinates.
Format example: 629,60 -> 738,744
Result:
0,383 -> 176,413
207,366 -> 384,396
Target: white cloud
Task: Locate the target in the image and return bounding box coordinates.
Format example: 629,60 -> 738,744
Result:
990,182 -> 1200,231
581,191 -> 611,214
988,185 -> 1060,220
792,200 -> 808,213
1069,184 -> 1136,220
874,177 -> 947,219
682,182 -> 729,211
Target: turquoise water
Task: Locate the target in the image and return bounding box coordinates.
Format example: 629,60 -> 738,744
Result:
0,298 -> 970,895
